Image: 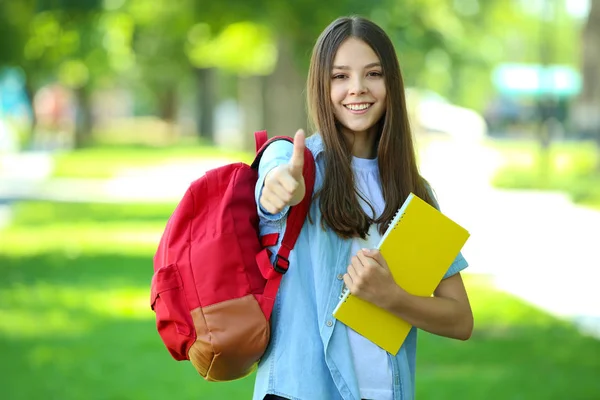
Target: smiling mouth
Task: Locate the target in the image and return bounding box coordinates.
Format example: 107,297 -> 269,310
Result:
344,103 -> 372,111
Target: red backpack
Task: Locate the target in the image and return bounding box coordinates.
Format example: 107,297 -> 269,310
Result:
151,131 -> 315,382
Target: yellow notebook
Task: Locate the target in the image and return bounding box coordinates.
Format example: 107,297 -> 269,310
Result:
332,192 -> 470,355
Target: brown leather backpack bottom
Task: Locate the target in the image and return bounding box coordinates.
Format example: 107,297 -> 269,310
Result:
188,294 -> 270,382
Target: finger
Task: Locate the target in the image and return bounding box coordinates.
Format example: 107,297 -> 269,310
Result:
346,264 -> 362,293
277,171 -> 301,193
362,248 -> 388,269
357,250 -> 378,269
260,198 -> 277,214
266,181 -> 293,204
343,273 -> 353,291
260,198 -> 279,215
347,262 -> 360,281
288,129 -> 305,179
350,255 -> 365,272
261,193 -> 285,214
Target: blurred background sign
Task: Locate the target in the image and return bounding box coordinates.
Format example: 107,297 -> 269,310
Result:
492,63 -> 582,97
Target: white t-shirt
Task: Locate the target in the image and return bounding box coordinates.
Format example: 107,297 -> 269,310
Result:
347,156 -> 393,400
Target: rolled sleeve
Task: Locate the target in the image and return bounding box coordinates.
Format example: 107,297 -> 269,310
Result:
443,251 -> 469,279
255,139 -> 294,222
426,182 -> 469,279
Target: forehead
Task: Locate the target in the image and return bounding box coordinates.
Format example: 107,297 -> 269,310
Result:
332,37 -> 380,66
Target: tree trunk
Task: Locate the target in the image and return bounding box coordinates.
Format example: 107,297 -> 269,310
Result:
264,36 -> 308,140
537,0 -> 558,185
571,0 -> 600,170
159,85 -> 178,144
196,67 -> 216,142
74,86 -> 93,148
581,0 -> 600,169
238,74 -> 267,151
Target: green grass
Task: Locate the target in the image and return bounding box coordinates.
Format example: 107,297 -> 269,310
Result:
417,274 -> 600,399
51,143 -> 254,179
490,139 -> 600,209
1,201 -> 599,399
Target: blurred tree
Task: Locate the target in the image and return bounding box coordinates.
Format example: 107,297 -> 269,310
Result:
124,0 -> 197,141
185,20 -> 277,143
2,0 -> 588,150
255,0 -> 386,141
0,0 -> 114,147
573,0 -> 600,169
187,0 -> 386,146
0,2 -> 32,72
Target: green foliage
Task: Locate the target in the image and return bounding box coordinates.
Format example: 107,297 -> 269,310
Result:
0,0 -> 591,142
0,1 -> 36,66
186,22 -> 277,75
418,275 -> 600,399
491,139 -> 600,208
372,0 -> 585,110
1,201 -> 599,399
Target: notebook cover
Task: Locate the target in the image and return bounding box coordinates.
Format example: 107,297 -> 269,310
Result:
332,193 -> 470,354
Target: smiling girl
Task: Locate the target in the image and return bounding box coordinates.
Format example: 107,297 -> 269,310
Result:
254,16 -> 473,400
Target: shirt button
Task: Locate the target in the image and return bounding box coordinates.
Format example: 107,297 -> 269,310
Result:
337,273 -> 344,280
326,320 -> 333,327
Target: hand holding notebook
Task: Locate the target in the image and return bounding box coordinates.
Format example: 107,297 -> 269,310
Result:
332,193 -> 470,355
344,247 -> 402,308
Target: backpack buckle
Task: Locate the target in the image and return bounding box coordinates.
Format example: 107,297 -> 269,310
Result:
273,255 -> 289,274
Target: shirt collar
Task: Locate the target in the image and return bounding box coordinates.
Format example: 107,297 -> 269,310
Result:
306,133 -> 325,160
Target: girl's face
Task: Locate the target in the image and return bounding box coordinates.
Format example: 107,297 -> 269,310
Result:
330,37 -> 387,139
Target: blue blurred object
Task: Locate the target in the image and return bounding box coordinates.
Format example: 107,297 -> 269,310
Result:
0,67 -> 32,120
492,63 -> 582,98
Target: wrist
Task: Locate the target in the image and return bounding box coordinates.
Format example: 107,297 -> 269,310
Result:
383,283 -> 410,313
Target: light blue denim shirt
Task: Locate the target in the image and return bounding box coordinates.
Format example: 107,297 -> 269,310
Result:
253,134 -> 468,400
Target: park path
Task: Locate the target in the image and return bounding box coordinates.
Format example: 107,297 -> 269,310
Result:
1,138 -> 599,337
420,137 -> 600,338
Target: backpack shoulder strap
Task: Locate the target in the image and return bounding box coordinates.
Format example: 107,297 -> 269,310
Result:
252,130 -> 316,319
254,130 -> 269,153
274,144 -> 315,271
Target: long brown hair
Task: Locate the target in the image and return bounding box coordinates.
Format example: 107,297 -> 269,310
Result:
307,16 -> 434,239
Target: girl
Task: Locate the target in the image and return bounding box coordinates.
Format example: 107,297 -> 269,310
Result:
254,16 -> 473,400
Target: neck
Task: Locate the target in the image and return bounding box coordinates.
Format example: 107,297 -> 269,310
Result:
343,127 -> 378,159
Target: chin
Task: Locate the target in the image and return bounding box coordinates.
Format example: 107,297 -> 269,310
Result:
341,122 -> 377,135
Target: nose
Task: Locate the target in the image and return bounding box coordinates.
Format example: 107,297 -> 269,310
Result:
349,76 -> 367,95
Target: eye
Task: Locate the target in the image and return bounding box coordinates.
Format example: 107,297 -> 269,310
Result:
367,71 -> 383,77
332,74 -> 347,80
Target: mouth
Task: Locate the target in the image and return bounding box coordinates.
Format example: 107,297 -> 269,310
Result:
343,103 -> 373,112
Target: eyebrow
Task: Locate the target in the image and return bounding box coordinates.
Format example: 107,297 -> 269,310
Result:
332,62 -> 382,70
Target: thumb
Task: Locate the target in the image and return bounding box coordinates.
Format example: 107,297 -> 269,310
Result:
289,129 -> 305,179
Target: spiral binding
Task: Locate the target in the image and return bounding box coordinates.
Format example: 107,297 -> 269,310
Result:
378,206 -> 405,247
339,285 -> 349,300
389,208 -> 403,231
336,207 -> 405,304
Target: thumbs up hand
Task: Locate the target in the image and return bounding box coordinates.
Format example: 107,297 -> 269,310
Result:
260,129 -> 307,215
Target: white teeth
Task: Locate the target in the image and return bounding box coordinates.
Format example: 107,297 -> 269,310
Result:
345,103 -> 371,111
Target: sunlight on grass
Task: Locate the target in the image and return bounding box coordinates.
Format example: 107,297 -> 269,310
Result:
0,309 -> 91,338
490,139 -> 600,208
2,200 -> 600,399
0,283 -> 151,338
2,224 -> 164,256
1,201 -> 170,256
464,275 -> 558,328
52,144 -> 254,178
8,201 -> 177,226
